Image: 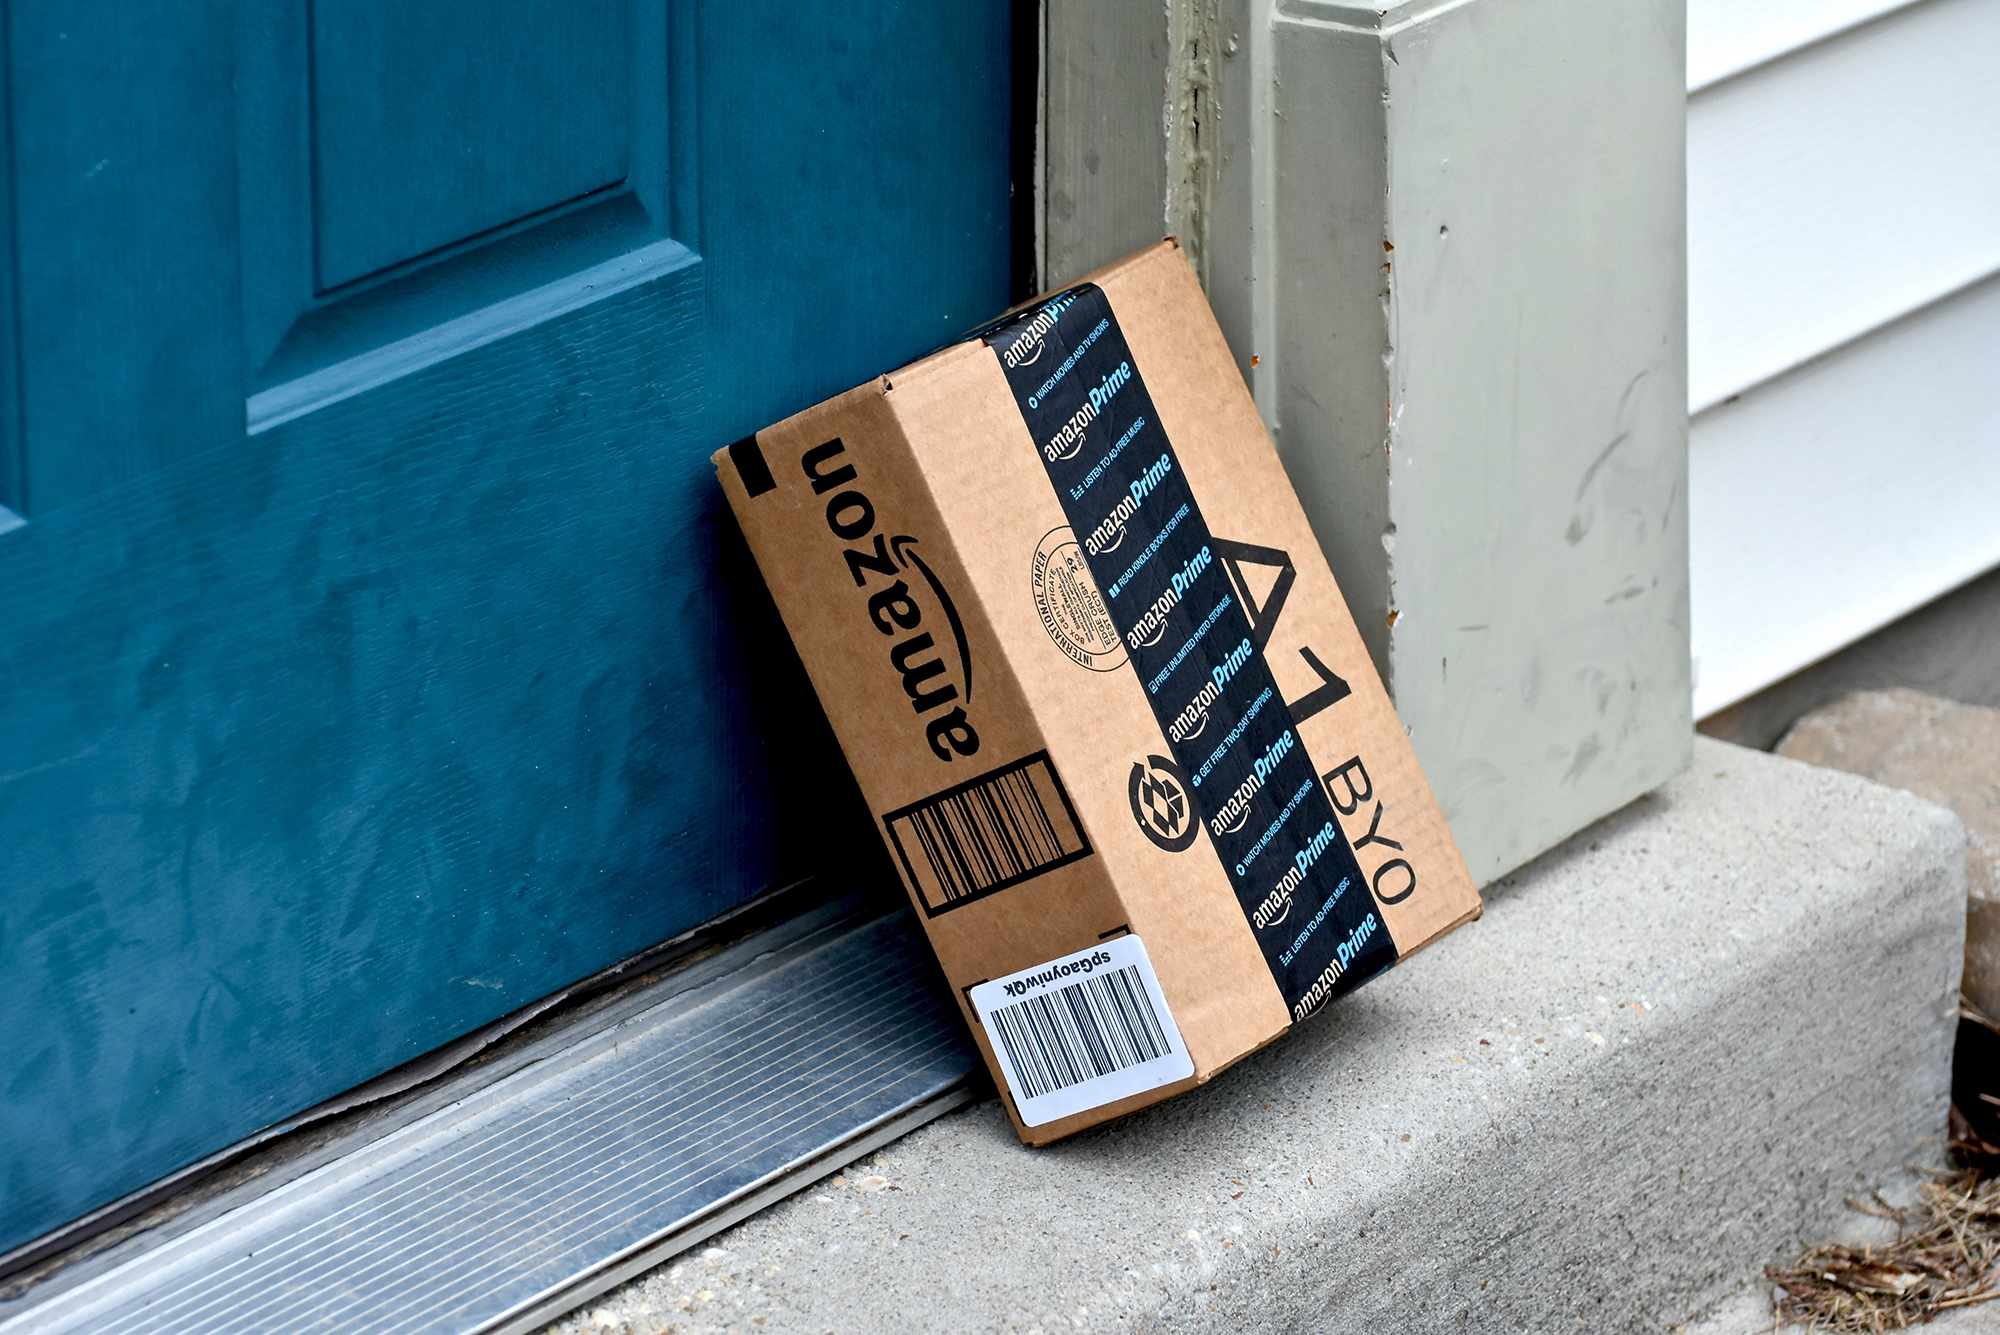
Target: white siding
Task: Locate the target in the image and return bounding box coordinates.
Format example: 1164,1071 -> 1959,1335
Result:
1688,0 -> 2000,413
1687,0 -> 2000,716
1690,275 -> 2000,715
1686,0 -> 1921,91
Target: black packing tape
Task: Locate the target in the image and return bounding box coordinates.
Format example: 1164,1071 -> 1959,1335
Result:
985,285 -> 1399,1022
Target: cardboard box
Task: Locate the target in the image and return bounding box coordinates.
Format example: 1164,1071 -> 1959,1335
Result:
714,240 -> 1479,1144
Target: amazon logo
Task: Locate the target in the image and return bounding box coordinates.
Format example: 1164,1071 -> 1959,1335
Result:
802,438 -> 979,762
999,292 -> 1077,371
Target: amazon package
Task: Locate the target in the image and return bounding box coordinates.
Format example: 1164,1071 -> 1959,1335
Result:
714,240 -> 1479,1144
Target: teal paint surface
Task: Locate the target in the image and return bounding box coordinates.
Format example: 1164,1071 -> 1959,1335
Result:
0,0 -> 1013,1254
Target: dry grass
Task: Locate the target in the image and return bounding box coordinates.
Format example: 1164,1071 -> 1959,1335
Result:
1766,1113 -> 2000,1330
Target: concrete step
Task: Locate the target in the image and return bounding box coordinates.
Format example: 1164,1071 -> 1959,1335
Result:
550,737 -> 1967,1334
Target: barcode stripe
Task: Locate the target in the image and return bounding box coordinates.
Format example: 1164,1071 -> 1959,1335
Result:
889,756 -> 1087,910
1098,974 -> 1139,1070
1008,773 -> 1054,863
987,965 -> 1172,1102
910,807 -> 958,901
942,801 -> 981,896
983,782 -> 1026,873
1063,985 -> 1114,1076
1007,771 -> 1062,863
942,803 -> 979,899
1108,968 -> 1168,1058
963,788 -> 1006,887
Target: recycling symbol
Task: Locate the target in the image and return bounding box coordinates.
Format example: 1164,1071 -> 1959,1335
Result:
1128,754 -> 1199,853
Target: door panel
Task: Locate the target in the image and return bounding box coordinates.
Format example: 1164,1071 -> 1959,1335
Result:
308,0 -> 633,290
0,0 -> 1012,1256
237,0 -> 673,395
3,1 -> 241,515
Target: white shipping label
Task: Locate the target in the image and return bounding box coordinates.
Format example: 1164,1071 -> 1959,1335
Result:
969,934 -> 1194,1127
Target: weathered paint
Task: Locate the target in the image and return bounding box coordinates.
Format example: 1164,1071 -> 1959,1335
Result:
1049,0 -> 1692,885
1041,0 -> 1172,292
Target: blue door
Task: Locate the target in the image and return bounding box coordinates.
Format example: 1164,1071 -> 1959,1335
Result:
0,0 -> 1015,1255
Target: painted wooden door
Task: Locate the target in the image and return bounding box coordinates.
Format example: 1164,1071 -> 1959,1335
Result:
0,0 -> 1014,1255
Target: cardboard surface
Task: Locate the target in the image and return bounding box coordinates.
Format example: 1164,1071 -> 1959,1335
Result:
715,241 -> 1479,1142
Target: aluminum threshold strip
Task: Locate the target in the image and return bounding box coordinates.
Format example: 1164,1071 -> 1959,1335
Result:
0,875 -> 845,1286
0,897 -> 979,1335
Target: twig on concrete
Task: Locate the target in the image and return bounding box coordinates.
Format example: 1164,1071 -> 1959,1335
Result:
1768,1142 -> 2000,1330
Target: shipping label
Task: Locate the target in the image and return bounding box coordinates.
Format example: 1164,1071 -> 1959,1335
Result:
968,934 -> 1194,1126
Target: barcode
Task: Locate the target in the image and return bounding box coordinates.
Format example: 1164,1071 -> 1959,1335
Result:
970,935 -> 1192,1126
987,965 -> 1172,1100
884,753 -> 1091,916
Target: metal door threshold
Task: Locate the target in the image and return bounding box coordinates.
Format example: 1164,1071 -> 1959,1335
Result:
0,896 -> 980,1335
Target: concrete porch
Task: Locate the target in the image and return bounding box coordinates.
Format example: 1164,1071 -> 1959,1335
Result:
553,736 -> 1965,1333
